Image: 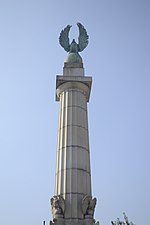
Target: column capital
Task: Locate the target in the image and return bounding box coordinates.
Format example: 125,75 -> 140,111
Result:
56,76 -> 92,102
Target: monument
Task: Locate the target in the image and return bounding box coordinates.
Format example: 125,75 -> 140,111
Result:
50,23 -> 99,225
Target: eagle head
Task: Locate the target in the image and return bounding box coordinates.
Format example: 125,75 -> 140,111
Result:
70,39 -> 78,53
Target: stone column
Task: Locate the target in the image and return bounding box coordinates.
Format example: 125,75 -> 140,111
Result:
51,63 -> 96,225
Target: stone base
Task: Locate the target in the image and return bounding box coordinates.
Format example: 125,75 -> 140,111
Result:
50,218 -> 99,225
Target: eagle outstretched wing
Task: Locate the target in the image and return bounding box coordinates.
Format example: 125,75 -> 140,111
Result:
59,25 -> 72,52
82,195 -> 90,215
90,197 -> 97,209
59,195 -> 65,213
77,23 -> 89,52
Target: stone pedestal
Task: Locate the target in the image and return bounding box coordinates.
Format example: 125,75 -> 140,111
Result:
51,63 -> 97,225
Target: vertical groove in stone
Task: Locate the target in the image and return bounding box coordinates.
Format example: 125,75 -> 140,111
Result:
63,91 -> 68,198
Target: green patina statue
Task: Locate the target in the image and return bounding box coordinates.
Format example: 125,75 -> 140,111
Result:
59,23 -> 89,63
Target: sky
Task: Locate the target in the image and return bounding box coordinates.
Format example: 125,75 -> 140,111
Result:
0,1 -> 150,225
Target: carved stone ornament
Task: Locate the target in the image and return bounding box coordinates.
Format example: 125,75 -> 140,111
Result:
82,195 -> 97,217
50,195 -> 65,218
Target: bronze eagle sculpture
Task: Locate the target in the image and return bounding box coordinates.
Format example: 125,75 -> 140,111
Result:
59,23 -> 89,63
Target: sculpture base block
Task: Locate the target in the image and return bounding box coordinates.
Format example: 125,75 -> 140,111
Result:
50,219 -> 99,225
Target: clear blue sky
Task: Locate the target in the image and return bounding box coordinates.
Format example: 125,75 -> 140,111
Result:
0,1 -> 150,225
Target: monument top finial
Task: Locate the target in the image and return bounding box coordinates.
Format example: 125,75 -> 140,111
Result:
59,23 -> 89,64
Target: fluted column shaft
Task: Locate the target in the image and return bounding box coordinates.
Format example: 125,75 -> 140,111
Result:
54,65 -> 92,223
